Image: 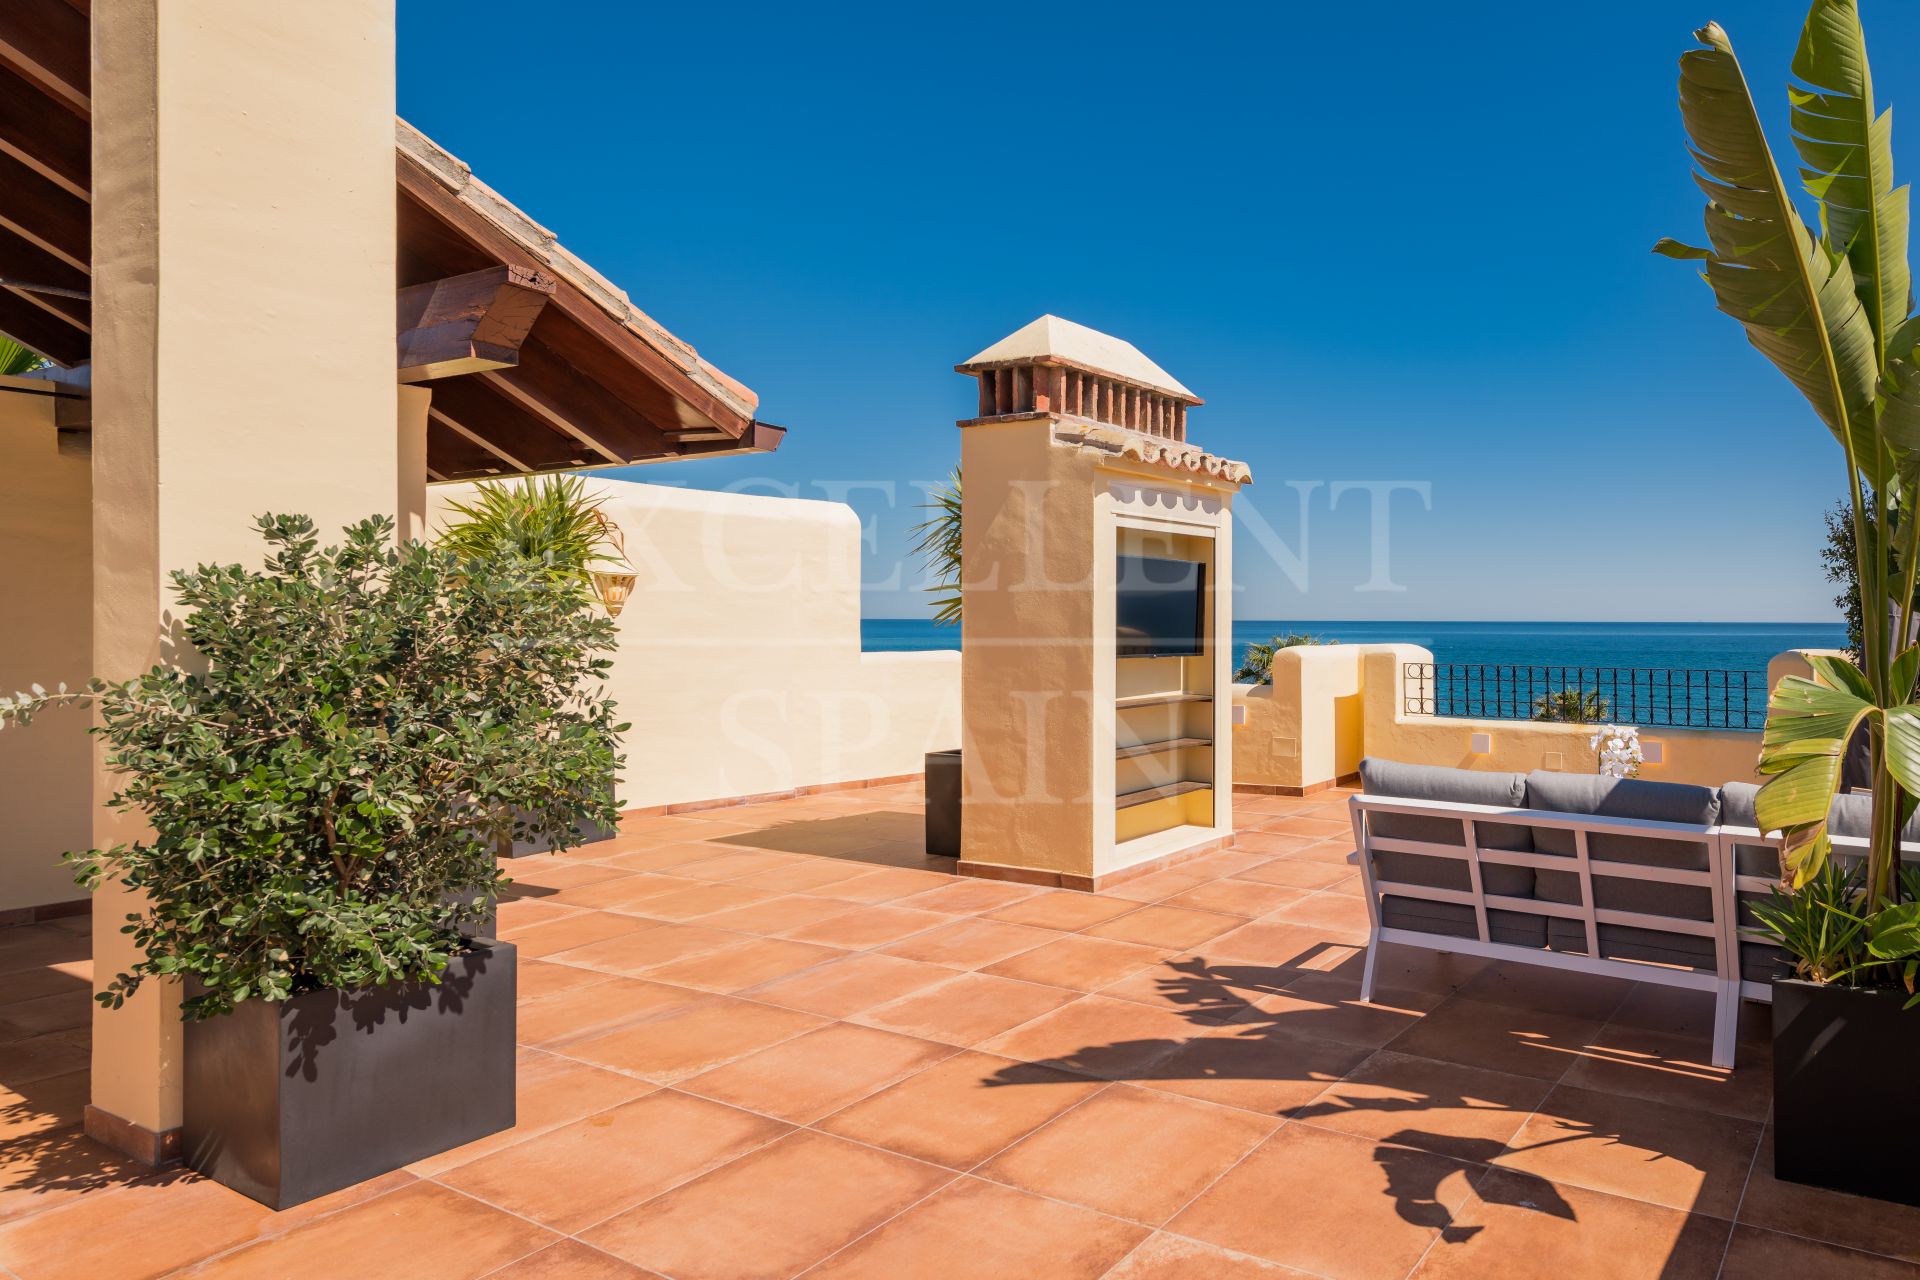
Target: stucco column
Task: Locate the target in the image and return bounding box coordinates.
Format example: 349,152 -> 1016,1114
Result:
87,1 -> 401,1161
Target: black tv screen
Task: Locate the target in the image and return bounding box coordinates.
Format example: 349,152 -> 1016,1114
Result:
1116,555 -> 1205,657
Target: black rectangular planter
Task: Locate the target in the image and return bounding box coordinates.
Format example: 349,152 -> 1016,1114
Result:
183,940 -> 517,1210
925,748 -> 960,858
1773,977 -> 1920,1206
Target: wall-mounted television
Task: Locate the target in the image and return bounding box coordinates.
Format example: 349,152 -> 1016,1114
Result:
1115,554 -> 1205,658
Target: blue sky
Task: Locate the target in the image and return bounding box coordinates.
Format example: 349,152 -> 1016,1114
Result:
398,1 -> 1920,623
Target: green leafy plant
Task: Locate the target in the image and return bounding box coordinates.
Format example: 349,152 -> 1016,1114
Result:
0,514 -> 624,1018
1236,633 -> 1329,684
1657,1 -> 1920,985
0,338 -> 46,376
1531,688 -> 1610,724
439,474 -> 621,594
912,468 -> 962,625
1748,861 -> 1920,1002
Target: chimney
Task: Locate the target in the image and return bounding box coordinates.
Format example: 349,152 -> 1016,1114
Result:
955,314 -> 1202,442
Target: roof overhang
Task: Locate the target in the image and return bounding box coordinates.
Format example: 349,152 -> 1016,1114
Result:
0,0 -> 784,479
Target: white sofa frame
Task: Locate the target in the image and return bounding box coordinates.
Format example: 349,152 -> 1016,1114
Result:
1349,793 -> 1743,1068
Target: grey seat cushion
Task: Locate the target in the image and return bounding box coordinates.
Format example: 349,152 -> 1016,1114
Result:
1718,780 -> 1882,878
1544,918 -> 1720,970
1358,758 -> 1534,898
1380,897 -> 1547,949
1527,772 -> 1718,925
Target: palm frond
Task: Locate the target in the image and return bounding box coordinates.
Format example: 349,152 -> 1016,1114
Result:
911,468 -> 962,625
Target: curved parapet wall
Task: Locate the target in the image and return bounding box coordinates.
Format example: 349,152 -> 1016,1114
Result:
428,478 -> 960,812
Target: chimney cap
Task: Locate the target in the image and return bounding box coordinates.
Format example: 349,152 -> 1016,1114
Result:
957,315 -> 1196,401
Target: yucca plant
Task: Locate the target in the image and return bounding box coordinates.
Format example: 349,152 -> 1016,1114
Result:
1658,2 -> 1920,960
438,475 -> 620,598
912,468 -> 962,625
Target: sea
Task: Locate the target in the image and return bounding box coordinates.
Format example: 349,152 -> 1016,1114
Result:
858,619 -> 1849,678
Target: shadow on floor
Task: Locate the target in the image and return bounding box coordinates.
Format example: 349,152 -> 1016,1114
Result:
711,811 -> 940,868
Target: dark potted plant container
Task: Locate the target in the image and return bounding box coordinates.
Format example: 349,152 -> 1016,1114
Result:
1772,977 -> 1920,1206
184,941 -> 517,1209
925,748 -> 960,857
3,514 -> 622,1210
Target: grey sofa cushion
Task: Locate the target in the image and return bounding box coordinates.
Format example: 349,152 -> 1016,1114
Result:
1358,758 -> 1534,898
1545,918 -> 1719,970
1719,780 -> 1887,878
1527,772 -> 1718,924
1381,896 -> 1546,949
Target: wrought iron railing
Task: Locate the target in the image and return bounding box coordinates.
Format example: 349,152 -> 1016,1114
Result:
1401,662 -> 1766,730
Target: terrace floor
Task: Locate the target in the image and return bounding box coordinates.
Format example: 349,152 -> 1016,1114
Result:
2,784 -> 1918,1278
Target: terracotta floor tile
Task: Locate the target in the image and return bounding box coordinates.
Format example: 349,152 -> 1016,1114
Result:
543,922 -> 742,975
1718,1224 -> 1920,1279
1610,982 -> 1775,1049
0,1029 -> 89,1089
0,1069 -> 87,1140
1737,1127 -> 1920,1263
1101,868 -> 1223,903
878,918 -> 1055,969
1231,831 -> 1333,858
1096,958 -> 1268,1024
1263,891 -> 1372,939
1293,1049 -> 1552,1162
0,1171 -> 274,1280
1102,1233 -> 1318,1278
679,1022 -> 955,1123
1160,878 -> 1308,917
621,881 -> 779,923
1170,1124 -> 1479,1279
1224,971 -> 1443,1049
482,1239 -> 661,1279
1233,857 -> 1358,892
1262,815 -> 1353,839
1493,1083 -> 1762,1218
1189,920 -> 1361,971
730,858 -> 878,894
981,1084 -> 1275,1225
516,958 -> 619,1002
693,894 -> 858,937
785,904 -> 952,949
407,1049 -> 656,1177
500,859 -> 639,892
1385,996 -> 1604,1082
816,1050 -> 1103,1168
516,977 -> 711,1046
639,935 -> 846,993
547,873 -> 705,912
984,890 -> 1152,932
0,964 -> 88,1010
978,995 -> 1208,1082
666,850 -> 807,882
809,865 -> 959,904
186,1181 -> 556,1280
1562,1021 -> 1772,1121
1454,963 -> 1636,1022
495,899 -> 590,935
738,952 -> 955,1018
598,843 -> 733,873
981,935 -> 1171,992
0,996 -> 87,1040
854,973 -> 1078,1046
437,1091 -> 789,1232
892,878 -> 1043,915
1411,1168 -> 1732,1279
505,911 -> 656,959
1142,1022 -> 1373,1117
801,1174 -> 1146,1280
1351,943 -> 1490,997
1086,905 -> 1242,950
562,997 -> 828,1083
581,1129 -> 951,1280
0,929 -> 87,978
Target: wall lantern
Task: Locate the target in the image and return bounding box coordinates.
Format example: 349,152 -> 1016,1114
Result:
589,516 -> 637,618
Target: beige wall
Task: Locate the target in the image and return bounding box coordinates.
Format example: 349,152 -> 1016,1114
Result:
0,376 -> 92,912
88,0 -> 407,1140
429,479 -> 960,810
1231,642 -> 1802,791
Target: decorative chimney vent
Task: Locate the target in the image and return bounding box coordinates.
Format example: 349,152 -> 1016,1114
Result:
956,315 -> 1201,441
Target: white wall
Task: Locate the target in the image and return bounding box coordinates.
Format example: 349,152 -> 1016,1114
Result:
430,478 -> 961,810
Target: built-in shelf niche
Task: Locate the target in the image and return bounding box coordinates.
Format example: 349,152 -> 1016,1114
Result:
1113,527 -> 1216,843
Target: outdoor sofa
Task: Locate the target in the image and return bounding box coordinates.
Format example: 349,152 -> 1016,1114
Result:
1348,758 -> 1918,1069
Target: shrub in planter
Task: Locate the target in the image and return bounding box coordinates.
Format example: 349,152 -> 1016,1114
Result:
1,513 -> 624,1205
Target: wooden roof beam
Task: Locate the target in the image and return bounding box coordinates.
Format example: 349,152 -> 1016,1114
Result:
474,369 -> 632,466
0,0 -> 88,116
397,265 -> 555,384
427,404 -> 533,474
0,285 -> 86,365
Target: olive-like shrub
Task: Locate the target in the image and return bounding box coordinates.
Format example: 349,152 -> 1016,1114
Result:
1,514 -> 623,1017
